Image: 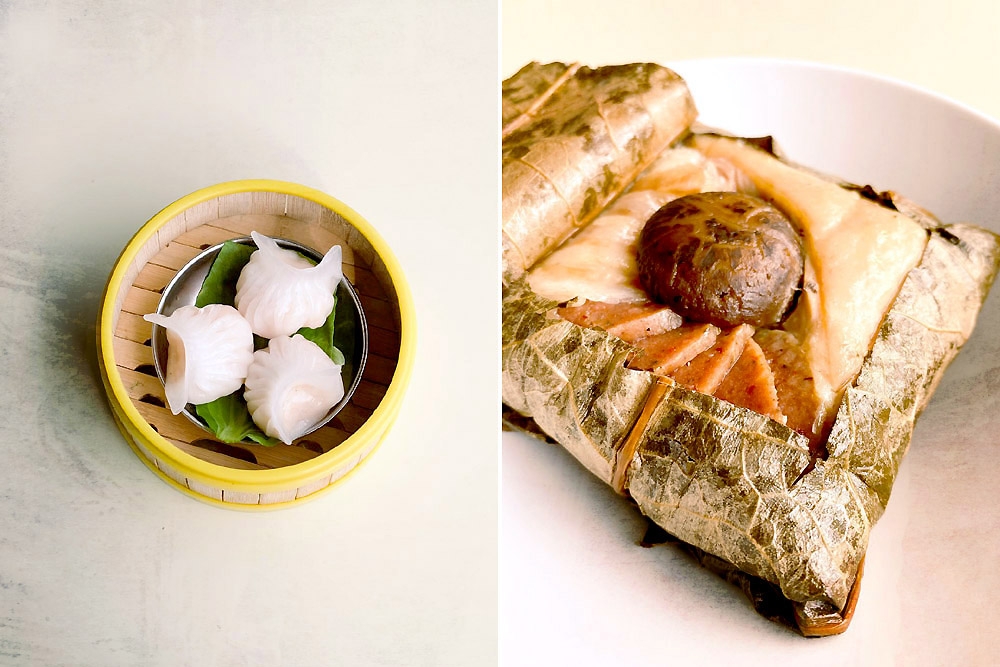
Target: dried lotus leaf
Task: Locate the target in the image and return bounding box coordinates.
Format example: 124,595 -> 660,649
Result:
505,217 -> 999,622
502,62 -> 576,132
502,281 -> 656,483
500,63 -> 1000,634
502,62 -> 697,284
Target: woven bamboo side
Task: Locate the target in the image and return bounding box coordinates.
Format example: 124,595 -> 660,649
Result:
110,193 -> 402,483
111,395 -> 391,504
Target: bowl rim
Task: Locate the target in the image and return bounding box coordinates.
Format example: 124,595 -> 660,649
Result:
669,56 -> 1000,129
97,179 -> 417,492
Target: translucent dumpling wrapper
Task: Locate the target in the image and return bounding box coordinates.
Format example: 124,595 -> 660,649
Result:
143,304 -> 255,414
235,231 -> 344,339
244,334 -> 346,445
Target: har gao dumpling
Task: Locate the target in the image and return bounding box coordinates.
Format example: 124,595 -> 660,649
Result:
244,334 -> 345,445
235,231 -> 344,338
143,304 -> 254,414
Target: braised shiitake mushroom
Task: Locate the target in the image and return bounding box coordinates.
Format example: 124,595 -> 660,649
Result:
637,192 -> 804,327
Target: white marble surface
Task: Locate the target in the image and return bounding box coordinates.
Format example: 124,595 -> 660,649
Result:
503,4 -> 1000,665
0,2 -> 497,665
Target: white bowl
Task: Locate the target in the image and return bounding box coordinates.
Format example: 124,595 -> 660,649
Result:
503,59 -> 1000,663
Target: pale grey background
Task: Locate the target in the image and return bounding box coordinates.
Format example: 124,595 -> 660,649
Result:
0,1 -> 498,665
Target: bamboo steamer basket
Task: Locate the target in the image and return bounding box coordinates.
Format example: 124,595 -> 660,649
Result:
97,180 -> 415,509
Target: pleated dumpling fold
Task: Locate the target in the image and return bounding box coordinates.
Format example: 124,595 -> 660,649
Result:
243,334 -> 345,445
235,231 -> 344,339
143,304 -> 255,414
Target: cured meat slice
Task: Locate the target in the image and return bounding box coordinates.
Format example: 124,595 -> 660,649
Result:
715,337 -> 785,423
557,301 -> 682,342
754,328 -> 828,451
669,324 -> 754,394
627,323 -> 720,375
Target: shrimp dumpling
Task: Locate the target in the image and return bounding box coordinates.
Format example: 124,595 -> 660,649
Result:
235,231 -> 344,338
143,304 -> 254,414
244,334 -> 346,445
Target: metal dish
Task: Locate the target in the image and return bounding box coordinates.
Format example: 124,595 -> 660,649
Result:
148,236 -> 369,442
